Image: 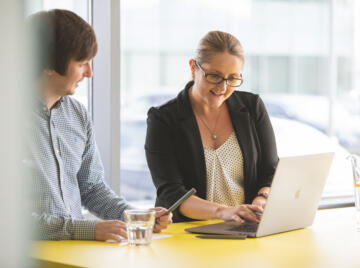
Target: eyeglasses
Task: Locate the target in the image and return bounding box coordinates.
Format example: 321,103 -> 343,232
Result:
195,61 -> 243,87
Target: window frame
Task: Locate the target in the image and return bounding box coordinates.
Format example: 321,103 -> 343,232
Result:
92,0 -> 121,195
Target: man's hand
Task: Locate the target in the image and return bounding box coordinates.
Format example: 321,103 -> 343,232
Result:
95,220 -> 127,242
150,207 -> 172,233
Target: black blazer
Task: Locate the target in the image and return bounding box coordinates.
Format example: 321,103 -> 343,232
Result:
145,81 -> 279,222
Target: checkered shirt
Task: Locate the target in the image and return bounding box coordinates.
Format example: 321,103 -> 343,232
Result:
25,96 -> 133,240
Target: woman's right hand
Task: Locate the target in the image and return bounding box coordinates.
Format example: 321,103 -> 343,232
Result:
215,204 -> 263,223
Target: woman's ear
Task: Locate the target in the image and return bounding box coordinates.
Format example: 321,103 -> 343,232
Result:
189,59 -> 196,80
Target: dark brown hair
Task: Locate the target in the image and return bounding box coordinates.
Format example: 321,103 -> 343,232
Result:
28,9 -> 98,76
195,30 -> 244,64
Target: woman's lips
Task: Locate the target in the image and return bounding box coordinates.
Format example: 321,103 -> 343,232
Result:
210,90 -> 225,97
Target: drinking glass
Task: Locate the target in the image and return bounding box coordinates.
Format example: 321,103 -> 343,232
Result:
124,209 -> 156,246
348,155 -> 360,231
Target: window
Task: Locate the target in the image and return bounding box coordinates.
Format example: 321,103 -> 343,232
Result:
120,0 -> 358,205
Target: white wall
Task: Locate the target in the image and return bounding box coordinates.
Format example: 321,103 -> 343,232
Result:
0,1 -> 27,267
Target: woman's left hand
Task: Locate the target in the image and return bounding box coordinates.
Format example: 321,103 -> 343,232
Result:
252,196 -> 267,209
252,187 -> 270,209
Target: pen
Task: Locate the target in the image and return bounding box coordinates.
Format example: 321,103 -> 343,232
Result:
164,188 -> 196,215
196,234 -> 246,239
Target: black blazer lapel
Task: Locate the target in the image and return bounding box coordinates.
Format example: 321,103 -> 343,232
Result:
227,93 -> 258,203
176,85 -> 207,199
178,117 -> 207,198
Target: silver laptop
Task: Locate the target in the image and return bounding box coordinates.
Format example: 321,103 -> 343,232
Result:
185,152 -> 334,238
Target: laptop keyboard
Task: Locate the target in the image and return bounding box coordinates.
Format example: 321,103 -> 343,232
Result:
226,221 -> 259,233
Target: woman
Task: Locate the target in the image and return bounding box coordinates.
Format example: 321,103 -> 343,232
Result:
145,31 -> 278,223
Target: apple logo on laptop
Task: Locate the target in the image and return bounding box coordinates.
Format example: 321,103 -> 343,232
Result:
295,189 -> 301,199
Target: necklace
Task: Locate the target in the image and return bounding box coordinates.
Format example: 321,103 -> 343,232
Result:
196,106 -> 223,140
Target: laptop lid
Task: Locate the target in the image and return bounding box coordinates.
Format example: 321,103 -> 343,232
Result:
185,152 -> 334,237
255,152 -> 334,237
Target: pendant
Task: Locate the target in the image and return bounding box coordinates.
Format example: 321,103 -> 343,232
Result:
212,134 -> 217,140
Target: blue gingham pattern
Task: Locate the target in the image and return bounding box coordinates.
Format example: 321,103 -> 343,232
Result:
25,96 -> 133,240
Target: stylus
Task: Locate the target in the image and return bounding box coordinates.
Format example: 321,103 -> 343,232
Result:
164,188 -> 196,215
196,234 -> 246,239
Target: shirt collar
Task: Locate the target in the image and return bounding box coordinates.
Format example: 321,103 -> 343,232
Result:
33,96 -> 64,116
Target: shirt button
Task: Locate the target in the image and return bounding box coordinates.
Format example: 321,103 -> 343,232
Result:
67,207 -> 71,212
56,149 -> 60,154
61,177 -> 64,182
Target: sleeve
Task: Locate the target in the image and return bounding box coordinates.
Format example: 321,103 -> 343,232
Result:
145,108 -> 189,214
77,111 -> 135,221
31,212 -> 97,240
252,95 -> 279,191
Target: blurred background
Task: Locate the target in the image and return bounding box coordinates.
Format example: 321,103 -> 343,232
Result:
119,0 -> 359,205
25,0 -> 360,207
1,1 -> 28,267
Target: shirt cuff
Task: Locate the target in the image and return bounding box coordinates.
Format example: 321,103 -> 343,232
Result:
120,204 -> 137,221
72,219 -> 98,240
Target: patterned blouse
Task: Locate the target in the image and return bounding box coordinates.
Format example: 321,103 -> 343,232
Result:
204,132 -> 245,206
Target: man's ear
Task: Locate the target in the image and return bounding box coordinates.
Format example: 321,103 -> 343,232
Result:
43,69 -> 55,76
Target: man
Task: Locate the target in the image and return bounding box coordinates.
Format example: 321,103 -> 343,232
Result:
26,9 -> 171,242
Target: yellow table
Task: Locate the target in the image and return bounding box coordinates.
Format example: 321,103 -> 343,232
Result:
31,207 -> 360,268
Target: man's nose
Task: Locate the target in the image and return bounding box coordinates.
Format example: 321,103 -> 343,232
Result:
84,63 -> 93,78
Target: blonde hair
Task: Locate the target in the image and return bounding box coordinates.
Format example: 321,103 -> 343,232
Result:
194,30 -> 244,64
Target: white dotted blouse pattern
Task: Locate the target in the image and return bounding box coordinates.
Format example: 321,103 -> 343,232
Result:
204,132 -> 245,207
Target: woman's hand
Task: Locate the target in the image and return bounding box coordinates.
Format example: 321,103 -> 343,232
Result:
252,195 -> 267,209
150,207 -> 173,233
215,204 -> 263,223
252,188 -> 270,208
